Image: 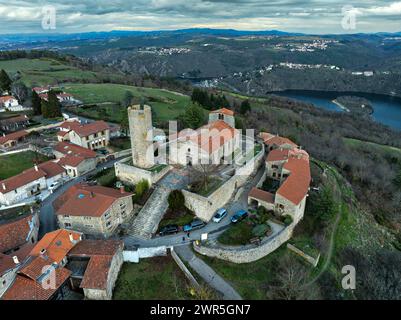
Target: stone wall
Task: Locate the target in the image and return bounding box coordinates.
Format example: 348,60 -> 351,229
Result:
287,243 -> 320,267
193,223 -> 296,264
115,157 -> 171,186
183,144 -> 265,222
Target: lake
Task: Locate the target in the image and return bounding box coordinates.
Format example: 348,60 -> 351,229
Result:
270,90 -> 401,131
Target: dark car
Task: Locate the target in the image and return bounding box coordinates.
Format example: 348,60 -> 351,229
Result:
183,219 -> 206,232
231,210 -> 248,223
159,224 -> 179,236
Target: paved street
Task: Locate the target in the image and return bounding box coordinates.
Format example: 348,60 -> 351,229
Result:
175,245 -> 243,300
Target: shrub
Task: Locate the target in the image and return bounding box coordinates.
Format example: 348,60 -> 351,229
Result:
135,179 -> 150,198
283,215 -> 293,226
252,224 -> 271,237
168,190 -> 186,211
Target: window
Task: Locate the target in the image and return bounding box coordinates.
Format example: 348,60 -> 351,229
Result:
272,165 -> 279,169
64,223 -> 71,228
64,215 -> 70,218
218,114 -> 224,120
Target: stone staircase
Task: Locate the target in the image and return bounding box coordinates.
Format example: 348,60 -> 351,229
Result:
128,185 -> 170,240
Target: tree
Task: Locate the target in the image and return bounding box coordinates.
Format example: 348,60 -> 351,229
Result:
122,90 -> 134,108
240,100 -> 251,114
394,165 -> 401,189
42,90 -> 61,118
0,69 -> 12,92
31,90 -> 42,115
120,107 -> 129,135
178,104 -> 205,129
11,82 -> 28,102
168,190 -> 186,212
135,179 -> 150,198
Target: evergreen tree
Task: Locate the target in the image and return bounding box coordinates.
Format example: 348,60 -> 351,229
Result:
178,104 -> 206,129
0,69 -> 12,92
31,90 -> 42,115
42,90 -> 61,118
240,100 -> 251,114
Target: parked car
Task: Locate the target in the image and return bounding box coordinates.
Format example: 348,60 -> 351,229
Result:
212,208 -> 228,223
183,219 -> 206,232
159,224 -> 179,236
49,182 -> 60,191
231,210 -> 248,223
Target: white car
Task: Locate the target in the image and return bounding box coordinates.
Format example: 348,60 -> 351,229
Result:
212,208 -> 228,223
49,182 -> 60,191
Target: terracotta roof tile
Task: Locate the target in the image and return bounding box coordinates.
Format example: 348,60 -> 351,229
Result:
210,108 -> 235,116
79,255 -> 112,290
267,149 -> 290,162
58,155 -> 86,167
0,130 -> 28,146
0,214 -> 35,252
54,141 -> 97,159
0,253 -> 17,275
277,158 -> 311,205
68,240 -> 123,257
2,268 -> 71,300
54,184 -> 133,218
249,188 -> 275,204
71,121 -> 110,138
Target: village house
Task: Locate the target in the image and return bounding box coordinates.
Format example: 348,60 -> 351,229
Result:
0,161 -> 67,206
57,119 -> 82,142
53,184 -> 134,237
34,86 -> 78,105
1,229 -> 82,300
53,142 -> 98,176
259,132 -> 298,151
0,95 -> 20,112
0,115 -> 30,133
68,121 -> 110,150
0,130 -> 29,149
248,133 -> 311,225
66,239 -> 124,300
0,207 -> 39,297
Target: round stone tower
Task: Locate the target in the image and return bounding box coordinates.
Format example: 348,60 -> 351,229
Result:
128,104 -> 154,169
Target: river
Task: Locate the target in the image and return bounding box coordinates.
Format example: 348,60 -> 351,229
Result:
270,90 -> 401,131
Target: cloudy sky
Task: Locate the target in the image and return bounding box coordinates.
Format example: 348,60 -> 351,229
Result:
0,0 -> 401,34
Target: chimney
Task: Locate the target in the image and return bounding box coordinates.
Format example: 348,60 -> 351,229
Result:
12,256 -> 19,265
34,164 -> 39,172
120,186 -> 125,194
40,248 -> 46,255
69,233 -> 75,243
2,183 -> 6,191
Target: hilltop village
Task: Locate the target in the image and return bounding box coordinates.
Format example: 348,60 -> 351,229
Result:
0,85 -> 311,299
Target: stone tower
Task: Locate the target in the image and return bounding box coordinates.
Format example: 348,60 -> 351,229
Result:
128,104 -> 154,169
208,108 -> 235,128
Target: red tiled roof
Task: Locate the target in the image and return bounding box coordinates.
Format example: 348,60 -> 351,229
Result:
0,130 -> 28,146
58,155 -> 86,167
261,133 -> 298,148
54,141 -> 97,159
0,253 -> 17,275
68,240 -> 123,257
68,240 -> 123,290
174,120 -> 238,155
29,229 -> 82,264
71,121 -> 110,138
2,268 -> 71,300
267,149 -> 290,162
57,131 -> 69,137
0,114 -> 29,125
0,214 -> 34,253
19,255 -> 53,280
249,188 -> 275,204
59,120 -> 81,131
54,184 -> 132,218
79,255 -> 113,290
37,161 -> 65,178
0,161 -> 65,194
210,108 -> 235,116
0,95 -> 17,103
277,157 -> 311,205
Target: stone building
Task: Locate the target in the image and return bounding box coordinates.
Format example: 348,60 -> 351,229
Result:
54,184 -> 134,237
68,121 -> 110,150
128,104 -> 155,169
0,115 -> 30,133
67,239 -> 123,300
0,130 -> 29,149
248,133 -> 311,224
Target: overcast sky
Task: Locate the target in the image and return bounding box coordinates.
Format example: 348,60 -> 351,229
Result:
1,0 -> 401,34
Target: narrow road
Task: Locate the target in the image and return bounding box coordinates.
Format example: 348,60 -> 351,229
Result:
175,245 -> 242,300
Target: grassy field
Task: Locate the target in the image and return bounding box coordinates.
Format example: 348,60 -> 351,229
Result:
218,221 -> 254,246
64,83 -> 193,122
344,138 -> 401,158
0,58 -> 103,86
0,151 -> 50,180
113,256 -> 193,300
